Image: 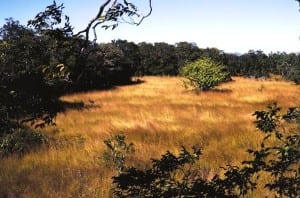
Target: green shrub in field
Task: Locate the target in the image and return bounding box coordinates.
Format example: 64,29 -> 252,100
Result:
103,134 -> 134,174
0,127 -> 47,157
180,57 -> 229,91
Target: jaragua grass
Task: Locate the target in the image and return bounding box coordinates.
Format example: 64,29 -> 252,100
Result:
1,76 -> 299,197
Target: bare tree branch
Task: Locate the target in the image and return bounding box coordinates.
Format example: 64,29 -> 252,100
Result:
92,21 -> 103,42
74,0 -> 152,47
135,0 -> 152,26
74,0 -> 112,46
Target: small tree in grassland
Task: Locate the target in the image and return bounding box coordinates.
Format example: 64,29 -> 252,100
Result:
180,57 -> 229,91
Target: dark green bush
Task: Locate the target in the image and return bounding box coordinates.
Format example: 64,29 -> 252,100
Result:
103,135 -> 134,173
0,128 -> 47,157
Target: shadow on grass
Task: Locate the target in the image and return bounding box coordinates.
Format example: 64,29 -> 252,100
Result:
210,88 -> 232,93
57,78 -> 145,113
131,78 -> 146,85
58,100 -> 101,112
183,88 -> 232,95
19,78 -> 145,130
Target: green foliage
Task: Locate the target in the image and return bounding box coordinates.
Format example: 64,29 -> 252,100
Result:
77,43 -> 133,88
0,2 -> 76,158
108,104 -> 300,197
253,103 -> 281,133
112,147 -> 206,197
103,1 -> 139,30
239,50 -> 271,78
103,135 -> 134,173
269,52 -> 300,83
111,146 -> 253,197
249,104 -> 300,197
41,64 -> 70,83
112,39 -> 140,77
180,57 -> 229,91
27,1 -> 73,37
175,42 -> 200,69
137,42 -> 179,76
0,127 -> 47,157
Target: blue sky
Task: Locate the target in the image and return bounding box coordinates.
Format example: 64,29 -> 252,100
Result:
0,0 -> 300,53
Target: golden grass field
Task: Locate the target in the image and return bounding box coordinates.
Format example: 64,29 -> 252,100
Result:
0,76 -> 299,197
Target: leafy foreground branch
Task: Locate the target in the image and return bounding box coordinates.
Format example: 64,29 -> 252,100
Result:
104,104 -> 300,197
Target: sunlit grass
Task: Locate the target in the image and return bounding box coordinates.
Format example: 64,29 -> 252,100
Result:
0,76 -> 299,197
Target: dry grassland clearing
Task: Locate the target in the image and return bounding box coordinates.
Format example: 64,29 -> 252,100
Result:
0,76 -> 299,197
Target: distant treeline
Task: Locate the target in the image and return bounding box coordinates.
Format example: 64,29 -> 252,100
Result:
109,40 -> 300,83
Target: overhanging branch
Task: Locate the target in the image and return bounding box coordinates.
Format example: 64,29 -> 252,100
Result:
74,0 -> 112,46
74,0 -> 152,47
135,0 -> 152,26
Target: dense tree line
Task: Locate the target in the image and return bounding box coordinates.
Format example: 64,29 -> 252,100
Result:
101,40 -> 300,83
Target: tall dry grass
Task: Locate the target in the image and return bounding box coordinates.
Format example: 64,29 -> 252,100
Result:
0,76 -> 299,197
